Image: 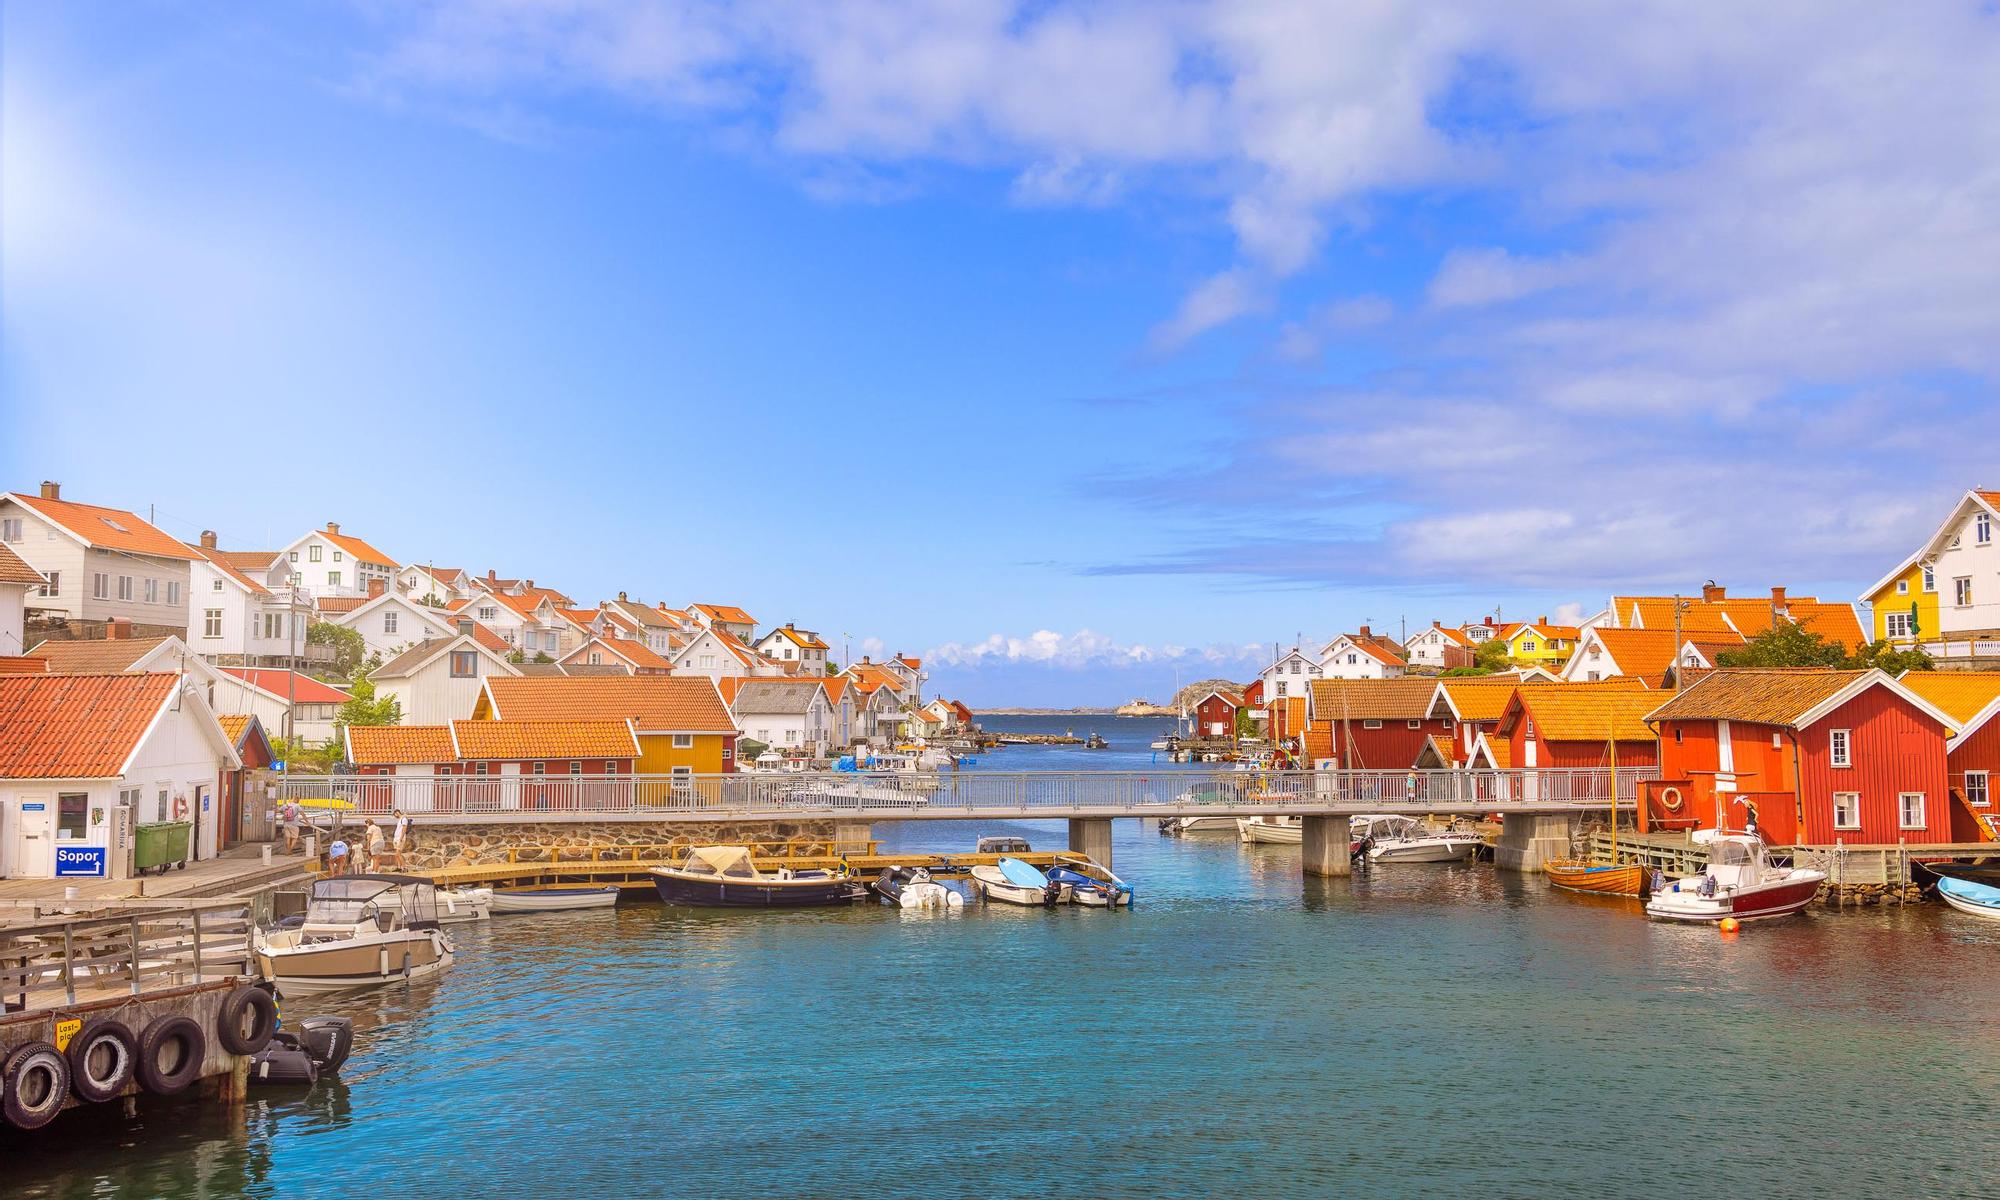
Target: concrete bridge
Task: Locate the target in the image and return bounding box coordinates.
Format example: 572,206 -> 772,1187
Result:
272,767 -> 1653,877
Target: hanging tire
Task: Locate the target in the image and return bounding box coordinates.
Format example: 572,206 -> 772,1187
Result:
215,985 -> 277,1056
66,1019 -> 137,1104
137,1015 -> 205,1096
3,1040 -> 71,1130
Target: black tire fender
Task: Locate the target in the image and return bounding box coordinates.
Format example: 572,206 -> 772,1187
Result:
137,1015 -> 205,1096
216,985 -> 277,1056
3,1040 -> 72,1130
66,1019 -> 137,1104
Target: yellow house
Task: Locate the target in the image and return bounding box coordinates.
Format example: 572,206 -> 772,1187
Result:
472,675 -> 739,777
1501,618 -> 1582,666
1861,554 -> 1939,645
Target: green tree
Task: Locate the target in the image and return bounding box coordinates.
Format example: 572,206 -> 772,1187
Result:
1442,638 -> 1514,676
532,652 -> 554,664
1715,621 -> 1848,669
333,659 -> 402,733
1847,638 -> 1935,674
307,621 -> 366,677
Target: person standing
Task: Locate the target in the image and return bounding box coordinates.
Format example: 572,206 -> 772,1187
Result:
327,836 -> 350,877
365,820 -> 386,872
281,799 -> 303,853
385,808 -> 411,870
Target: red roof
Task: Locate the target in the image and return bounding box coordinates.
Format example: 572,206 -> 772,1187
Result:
6,493 -> 195,560
219,668 -> 352,704
0,673 -> 178,778
0,542 -> 46,587
316,524 -> 397,566
694,603 -> 755,625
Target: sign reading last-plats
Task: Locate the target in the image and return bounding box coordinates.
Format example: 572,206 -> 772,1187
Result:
54,1017 -> 82,1052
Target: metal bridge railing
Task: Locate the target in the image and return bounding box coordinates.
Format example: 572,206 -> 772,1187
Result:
269,767 -> 1658,819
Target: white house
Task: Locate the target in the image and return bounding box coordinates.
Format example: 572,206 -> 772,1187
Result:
0,542 -> 46,656
1403,621 -> 1473,669
0,482 -> 195,638
559,636 -> 674,675
723,678 -> 834,755
1258,647 -> 1321,705
0,672 -> 240,879
452,591 -> 572,658
277,522 -> 397,599
214,668 -> 352,744
1862,488 -> 2000,643
371,632 -> 521,725
754,624 -> 831,673
397,564 -> 478,605
26,629 -> 227,700
186,533 -> 312,668
672,627 -> 765,680
602,595 -> 686,658
332,590 -> 458,661
1317,632 -> 1406,680
688,603 -> 757,642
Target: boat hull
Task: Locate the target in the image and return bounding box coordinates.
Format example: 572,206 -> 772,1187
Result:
1644,873 -> 1824,922
651,871 -> 864,908
1368,839 -> 1480,864
1237,818 -> 1301,845
1164,815 -> 1240,835
1544,860 -> 1648,897
1936,880 -> 2000,921
489,887 -> 619,913
256,933 -> 453,995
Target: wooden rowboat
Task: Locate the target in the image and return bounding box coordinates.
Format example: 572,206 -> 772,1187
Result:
1543,859 -> 1648,897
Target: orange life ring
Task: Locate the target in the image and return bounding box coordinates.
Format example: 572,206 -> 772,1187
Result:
172,794 -> 189,821
1659,785 -> 1684,813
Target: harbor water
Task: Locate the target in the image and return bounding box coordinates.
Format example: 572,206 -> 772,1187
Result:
9,717 -> 1999,1197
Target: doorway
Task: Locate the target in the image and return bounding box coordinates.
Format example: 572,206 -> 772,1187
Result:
10,793 -> 54,877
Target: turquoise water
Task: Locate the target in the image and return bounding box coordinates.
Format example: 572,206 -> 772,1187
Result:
9,717 -> 2000,1197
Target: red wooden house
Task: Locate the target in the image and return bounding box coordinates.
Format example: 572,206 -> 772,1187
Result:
215,713 -> 275,850
346,719 -> 641,811
1896,672 -> 2000,842
1306,679 -> 1455,769
1494,682 -> 1662,771
1192,688 -> 1245,738
1430,678 -> 1525,765
1641,669 -> 1956,845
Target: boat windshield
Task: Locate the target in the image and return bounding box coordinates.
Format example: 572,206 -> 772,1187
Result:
306,877 -> 397,923
1709,839 -> 1759,867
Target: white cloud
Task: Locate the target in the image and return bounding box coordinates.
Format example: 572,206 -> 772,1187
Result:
927,629 -> 1266,672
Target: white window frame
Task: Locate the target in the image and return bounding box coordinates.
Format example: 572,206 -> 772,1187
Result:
383,610 -> 398,634
1884,611 -> 1912,640
39,571 -> 58,598
1923,565 -> 1935,592
1954,577 -> 1973,608
1362,719 -> 1383,730
1965,770 -> 1990,808
1832,791 -> 1861,830
1899,791 -> 1926,830
672,733 -> 694,749
1896,580 -> 1909,595
0,517 -> 18,542
213,577 -> 224,592
117,575 -> 133,601
92,572 -> 108,600
308,544 -> 322,562
203,609 -> 223,638
1979,513 -> 1993,545
166,581 -> 179,606
1406,719 -> 1422,730
1829,728 -> 1851,768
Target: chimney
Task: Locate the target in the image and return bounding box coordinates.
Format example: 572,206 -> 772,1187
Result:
200,530 -> 218,549
1702,583 -> 1725,602
39,481 -> 60,500
1432,619 -> 1442,629
457,619 -> 473,636
1484,616 -> 1496,628
1358,625 -> 1371,640
1770,586 -> 1787,606
1537,615 -> 1548,625
525,579 -> 534,589
487,570 -> 497,582
368,579 -> 385,598
326,521 -> 340,535
618,591 -> 628,602
108,617 -> 132,640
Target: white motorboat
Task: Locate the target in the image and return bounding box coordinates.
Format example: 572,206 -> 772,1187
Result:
255,875 -> 454,996
488,885 -> 620,913
1644,830 -> 1827,923
970,857 -> 1065,906
1046,863 -> 1133,908
873,866 -> 965,910
1936,876 -> 2000,921
376,885 -> 492,923
1162,813 -> 1240,835
1353,815 -> 1484,863
1237,815 -> 1301,844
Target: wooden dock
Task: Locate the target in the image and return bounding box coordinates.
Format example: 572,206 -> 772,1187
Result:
417,842 -> 1095,892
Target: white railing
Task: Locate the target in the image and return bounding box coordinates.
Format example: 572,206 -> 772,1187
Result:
270,767 -> 1658,819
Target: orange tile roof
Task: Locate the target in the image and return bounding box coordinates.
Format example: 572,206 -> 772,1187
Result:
220,668 -> 352,705
346,724 -> 459,766
1643,669 -> 1880,729
693,603 -> 755,625
0,655 -> 49,674
0,542 -> 47,587
450,719 -> 639,760
1302,727 -> 1334,761
820,676 -> 849,705
216,714 -> 254,744
1897,672 -> 2000,725
564,637 -> 673,673
469,623 -> 512,654
28,636 -> 172,674
481,676 -> 735,732
1310,678 -> 1438,720
0,672 -> 177,777
216,549 -> 281,572
1433,677 -> 1526,722
1617,597 -> 1738,634
1474,733 -> 1514,768
186,542 -> 271,596
316,596 -> 368,615
316,525 -> 397,566
897,656 -> 921,669
558,608 -> 602,629
1585,627 -> 1683,685
844,664 -> 905,695
1500,682 -> 1664,743
768,626 -> 829,650
5,493 -> 195,560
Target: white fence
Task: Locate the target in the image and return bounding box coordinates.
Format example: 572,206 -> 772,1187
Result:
270,767 -> 1658,819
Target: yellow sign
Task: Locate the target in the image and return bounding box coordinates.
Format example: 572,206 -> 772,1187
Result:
54,1017 -> 82,1053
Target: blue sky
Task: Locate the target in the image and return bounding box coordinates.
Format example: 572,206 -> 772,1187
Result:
5,3 -> 1998,705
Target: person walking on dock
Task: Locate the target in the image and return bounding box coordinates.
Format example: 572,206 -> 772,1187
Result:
384,809 -> 411,870
365,820 -> 386,872
281,799 -> 302,853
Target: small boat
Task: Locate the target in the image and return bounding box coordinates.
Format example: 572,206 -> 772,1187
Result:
1644,830 -> 1827,923
254,875 -> 454,996
1237,814 -> 1301,844
1161,813 -> 1240,835
1046,863 -> 1132,908
1353,815 -> 1483,863
1084,732 -> 1109,749
488,885 -> 619,913
970,857 -> 1065,906
1935,876 -> 2000,921
1543,861 -> 1649,896
873,865 -> 964,910
650,845 -> 866,908
376,884 -> 493,923
1912,859 -> 2000,890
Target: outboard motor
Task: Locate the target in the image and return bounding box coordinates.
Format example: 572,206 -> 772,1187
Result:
297,1016 -> 355,1075
1043,881 -> 1063,907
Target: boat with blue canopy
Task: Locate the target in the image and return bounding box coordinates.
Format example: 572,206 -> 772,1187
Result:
970,856 -> 1064,906
1045,863 -> 1132,908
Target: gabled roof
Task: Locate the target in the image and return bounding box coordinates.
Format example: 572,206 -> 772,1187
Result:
0,673 -> 233,778
1643,668 -> 1955,732
726,678 -> 830,715
28,636 -> 176,674
1499,682 -> 1661,743
315,596 -> 369,615
216,549 -> 283,573
450,719 -> 639,761
561,636 -> 673,673
219,668 -> 352,705
215,713 -> 273,758
692,603 -> 755,625
1862,490 -> 2000,600
1406,624 -> 1472,649
300,523 -> 397,566
820,676 -> 849,706
1430,677 -> 1526,723
0,542 -> 47,587
3,493 -> 195,560
186,542 -> 272,596
1899,671 -> 2000,749
763,625 -> 829,651
373,632 -> 518,680
604,599 -> 677,630
480,675 -> 736,733
345,724 -> 458,766
843,663 -> 906,696
1576,627 -> 1686,686
1309,678 -> 1437,721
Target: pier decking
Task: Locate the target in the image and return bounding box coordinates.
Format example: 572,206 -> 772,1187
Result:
417,842 -> 1097,892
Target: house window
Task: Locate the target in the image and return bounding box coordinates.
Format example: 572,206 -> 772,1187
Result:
288,550 -> 297,562
1832,792 -> 1860,830
1521,640 -> 1537,653
479,606 -> 498,620
450,651 -> 477,677
156,788 -> 170,823
117,575 -> 132,600
57,792 -> 89,840
671,766 -> 693,786
605,761 -> 620,774
92,572 -> 108,599
1771,732 -> 1782,749
1275,682 -> 1288,698
333,550 -> 343,562
722,745 -> 733,760
141,578 -> 156,603
39,571 -> 58,597
474,762 -> 489,777
532,762 -> 546,776
0,518 -> 18,541
1899,792 -> 1926,829
1923,566 -> 1935,592
1362,719 -> 1383,730
1980,513 -> 1993,545
673,734 -> 694,748
1966,771 -> 1990,808
570,762 -> 583,776
203,609 -> 223,638
166,581 -> 179,606
1896,580 -> 1909,595
383,610 -> 398,634
1829,729 -> 1851,768
1407,720 -> 1422,730
213,577 -> 224,592
308,544 -> 322,562
588,652 -> 602,665
328,571 -> 342,588
1673,728 -> 1683,743
1884,611 -> 1913,640
1954,577 -> 1973,607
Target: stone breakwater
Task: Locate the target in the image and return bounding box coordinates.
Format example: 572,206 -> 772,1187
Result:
395,820 -> 846,870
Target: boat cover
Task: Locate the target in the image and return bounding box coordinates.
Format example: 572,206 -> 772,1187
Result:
686,846 -> 760,878
998,857 -> 1049,888
1939,877 -> 2000,908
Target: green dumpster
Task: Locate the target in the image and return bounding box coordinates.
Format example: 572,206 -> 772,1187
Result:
134,821 -> 193,874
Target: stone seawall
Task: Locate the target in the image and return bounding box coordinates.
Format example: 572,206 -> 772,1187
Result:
393,819 -> 848,870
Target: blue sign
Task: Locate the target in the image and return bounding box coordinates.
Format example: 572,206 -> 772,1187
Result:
55,846 -> 108,877
22,802 -> 45,811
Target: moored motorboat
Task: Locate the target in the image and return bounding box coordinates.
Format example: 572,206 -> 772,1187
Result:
1237,814 -> 1301,844
1644,830 -> 1826,923
1046,863 -> 1132,908
1353,814 -> 1482,863
873,865 -> 964,910
1162,814 -> 1240,835
1935,876 -> 2000,921
254,875 -> 454,996
970,857 -> 1065,906
650,845 -> 867,907
377,884 -> 493,922
488,885 -> 620,913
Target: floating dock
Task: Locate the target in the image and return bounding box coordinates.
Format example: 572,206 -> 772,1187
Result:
417,842 -> 1096,893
